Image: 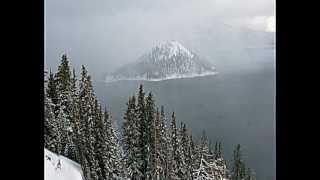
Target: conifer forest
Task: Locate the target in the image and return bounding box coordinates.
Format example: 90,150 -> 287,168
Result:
44,55 -> 256,180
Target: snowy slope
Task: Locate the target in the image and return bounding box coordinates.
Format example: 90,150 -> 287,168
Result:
105,41 -> 217,82
45,148 -> 84,180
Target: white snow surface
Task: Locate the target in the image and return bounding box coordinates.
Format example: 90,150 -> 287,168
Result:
45,148 -> 84,180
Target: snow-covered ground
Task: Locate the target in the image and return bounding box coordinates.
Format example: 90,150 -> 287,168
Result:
44,148 -> 84,180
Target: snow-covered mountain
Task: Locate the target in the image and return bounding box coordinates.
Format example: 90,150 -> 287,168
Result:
105,41 -> 217,82
45,148 -> 84,180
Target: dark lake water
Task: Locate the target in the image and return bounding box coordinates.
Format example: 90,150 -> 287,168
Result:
94,65 -> 275,180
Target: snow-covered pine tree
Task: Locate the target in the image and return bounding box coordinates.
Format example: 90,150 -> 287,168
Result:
111,113 -> 126,179
193,131 -> 210,179
150,107 -> 161,179
66,68 -> 79,162
193,131 -> 229,180
75,65 -> 90,178
213,142 -> 230,180
92,99 -> 105,180
136,84 -> 148,179
123,95 -> 143,179
159,105 -> 169,179
46,69 -> 59,116
55,54 -> 75,158
180,123 -> 192,180
44,91 -> 61,154
56,104 -> 70,155
193,139 -> 202,172
145,92 -> 156,179
105,110 -> 124,178
189,134 -> 198,179
168,112 -> 181,179
78,65 -> 100,180
94,104 -> 111,180
85,78 -> 101,180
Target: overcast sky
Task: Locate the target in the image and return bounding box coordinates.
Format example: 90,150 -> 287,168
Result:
45,0 -> 275,79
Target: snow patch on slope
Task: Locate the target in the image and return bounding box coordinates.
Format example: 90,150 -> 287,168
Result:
156,40 -> 194,59
45,148 -> 84,180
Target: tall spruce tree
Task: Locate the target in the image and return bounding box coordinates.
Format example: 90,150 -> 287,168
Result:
158,105 -> 168,179
55,54 -> 74,158
95,105 -> 111,180
168,112 -> 181,179
105,111 -> 124,178
123,95 -> 142,179
150,108 -> 161,179
136,84 -> 148,179
66,68 -> 79,162
180,123 -> 192,179
78,65 -> 100,180
189,134 -> 198,179
145,92 -> 156,179
92,99 -> 105,180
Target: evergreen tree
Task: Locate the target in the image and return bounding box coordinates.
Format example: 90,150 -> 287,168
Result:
78,65 -> 100,180
231,144 -> 246,180
123,95 -> 143,179
193,131 -> 210,179
158,105 -> 169,179
180,123 -> 192,179
214,141 -> 218,160
92,99 -> 105,180
193,131 -> 229,180
136,84 -> 148,179
218,141 -> 222,159
44,94 -> 61,154
145,92 -> 156,179
189,134 -> 198,179
168,112 -> 182,179
106,111 -> 124,178
66,68 -> 79,162
55,54 -> 74,158
46,69 -> 59,116
214,142 -> 230,180
56,54 -> 72,92
150,108 -> 161,179
95,105 -> 111,180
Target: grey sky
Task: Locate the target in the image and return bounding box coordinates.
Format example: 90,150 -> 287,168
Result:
45,0 -> 275,79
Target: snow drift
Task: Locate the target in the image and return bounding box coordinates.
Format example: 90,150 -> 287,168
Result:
44,148 -> 84,180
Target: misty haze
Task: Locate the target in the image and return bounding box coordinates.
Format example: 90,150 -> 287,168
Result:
45,0 -> 275,180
